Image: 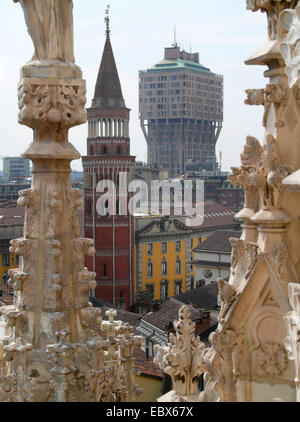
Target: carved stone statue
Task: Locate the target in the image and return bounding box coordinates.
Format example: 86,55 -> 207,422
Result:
14,0 -> 75,63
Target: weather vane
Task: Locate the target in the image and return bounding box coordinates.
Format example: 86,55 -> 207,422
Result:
105,4 -> 111,38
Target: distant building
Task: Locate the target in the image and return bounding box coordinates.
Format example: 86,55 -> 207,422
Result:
193,230 -> 241,287
216,180 -> 244,211
2,157 -> 30,183
134,202 -> 240,305
134,216 -> 198,303
82,18 -> 135,310
0,182 -> 31,203
139,45 -> 223,178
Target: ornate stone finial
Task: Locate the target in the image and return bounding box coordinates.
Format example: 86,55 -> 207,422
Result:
105,309 -> 117,324
105,5 -> 111,39
154,306 -> 206,401
101,309 -> 120,362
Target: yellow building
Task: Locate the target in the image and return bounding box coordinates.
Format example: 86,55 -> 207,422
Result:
135,216 -> 199,302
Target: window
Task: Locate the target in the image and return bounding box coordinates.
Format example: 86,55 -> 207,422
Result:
2,254 -> 10,267
103,264 -> 107,277
147,262 -> 153,278
146,284 -> 154,300
175,280 -> 182,296
147,243 -> 153,255
191,276 -> 195,290
161,242 -> 167,254
176,258 -> 181,274
146,340 -> 154,358
176,241 -> 181,252
161,260 -> 167,276
160,281 -> 169,301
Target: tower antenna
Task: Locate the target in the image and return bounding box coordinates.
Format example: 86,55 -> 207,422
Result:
173,25 -> 178,47
105,4 -> 111,38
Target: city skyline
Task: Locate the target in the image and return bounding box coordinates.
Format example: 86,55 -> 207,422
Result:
1,0 -> 266,172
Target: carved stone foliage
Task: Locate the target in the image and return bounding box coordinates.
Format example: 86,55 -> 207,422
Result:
263,134 -> 292,210
280,1 -> 300,88
284,283 -> 300,400
245,85 -> 287,127
229,136 -> 264,213
67,189 -> 83,237
246,0 -> 298,40
200,329 -> 245,402
218,279 -> 239,324
18,79 -> 87,136
229,134 -> 291,215
17,188 -> 40,238
230,238 -> 258,281
154,306 -> 206,399
73,238 -> 95,269
45,190 -> 63,239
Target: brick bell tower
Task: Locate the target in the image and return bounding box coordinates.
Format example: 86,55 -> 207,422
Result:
82,9 -> 135,310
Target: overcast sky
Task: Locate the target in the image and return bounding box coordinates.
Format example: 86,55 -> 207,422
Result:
0,0 -> 268,172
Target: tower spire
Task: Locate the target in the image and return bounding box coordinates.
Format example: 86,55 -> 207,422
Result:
105,4 -> 111,39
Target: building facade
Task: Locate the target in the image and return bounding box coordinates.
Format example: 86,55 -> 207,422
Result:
2,157 -> 30,183
193,230 -> 241,287
82,20 -> 135,310
134,216 -> 198,302
139,45 -> 223,178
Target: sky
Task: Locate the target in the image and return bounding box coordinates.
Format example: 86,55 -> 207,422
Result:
0,0 -> 268,172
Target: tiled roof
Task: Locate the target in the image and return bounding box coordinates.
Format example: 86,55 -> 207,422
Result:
192,201 -> 238,230
134,348 -> 163,379
194,230 -> 241,253
142,298 -> 215,335
0,207 -> 25,226
175,283 -> 219,310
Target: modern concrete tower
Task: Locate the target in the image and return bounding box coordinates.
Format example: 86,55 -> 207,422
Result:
82,12 -> 135,311
139,45 -> 223,178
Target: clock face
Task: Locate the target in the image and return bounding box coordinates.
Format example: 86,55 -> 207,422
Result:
204,269 -> 213,279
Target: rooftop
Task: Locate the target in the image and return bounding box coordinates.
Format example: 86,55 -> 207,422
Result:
194,230 -> 242,253
92,33 -> 125,109
175,282 -> 219,311
0,207 -> 25,226
142,298 -> 217,336
148,58 -> 212,74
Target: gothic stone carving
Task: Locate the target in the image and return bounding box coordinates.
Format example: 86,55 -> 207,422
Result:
154,306 -> 206,399
280,1 -> 300,87
246,0 -> 298,40
13,0 -> 75,63
18,79 -> 87,137
284,283 -> 300,401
